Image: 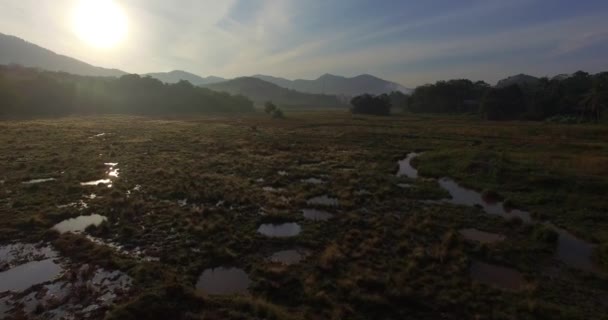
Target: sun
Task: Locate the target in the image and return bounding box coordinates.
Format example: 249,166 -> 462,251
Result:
72,0 -> 128,49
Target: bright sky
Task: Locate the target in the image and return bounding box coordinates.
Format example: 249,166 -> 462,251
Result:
1,0 -> 608,86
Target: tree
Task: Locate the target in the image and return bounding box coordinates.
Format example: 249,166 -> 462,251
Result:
480,85 -> 526,120
0,65 -> 255,117
264,101 -> 277,114
350,94 -> 391,116
579,84 -> 607,122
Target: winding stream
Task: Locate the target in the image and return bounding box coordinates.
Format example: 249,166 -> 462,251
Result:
399,152 -> 602,274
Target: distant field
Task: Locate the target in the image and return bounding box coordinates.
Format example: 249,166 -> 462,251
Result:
1,112 -> 607,319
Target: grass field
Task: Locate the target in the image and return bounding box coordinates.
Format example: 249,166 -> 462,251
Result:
1,111 -> 607,319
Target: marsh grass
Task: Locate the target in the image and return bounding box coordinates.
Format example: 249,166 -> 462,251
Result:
0,113 -> 607,319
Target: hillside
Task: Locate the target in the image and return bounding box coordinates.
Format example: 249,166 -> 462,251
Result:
204,77 -> 346,107
495,74 -> 540,88
145,70 -> 225,86
0,33 -> 126,77
253,73 -> 411,96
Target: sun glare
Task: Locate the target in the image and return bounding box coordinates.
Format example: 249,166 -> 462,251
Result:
72,0 -> 128,49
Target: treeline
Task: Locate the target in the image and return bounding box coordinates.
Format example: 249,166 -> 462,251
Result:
0,65 -> 254,117
402,71 -> 608,121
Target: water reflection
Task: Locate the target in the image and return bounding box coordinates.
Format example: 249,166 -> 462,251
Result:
307,195 -> 339,207
459,228 -> 505,244
53,214 -> 107,233
196,267 -> 250,295
258,223 -> 301,237
0,259 -> 62,292
301,178 -> 325,185
268,249 -> 308,265
396,152 -> 420,178
22,178 -> 56,185
302,209 -> 333,221
438,178 -> 531,222
470,260 -> 524,290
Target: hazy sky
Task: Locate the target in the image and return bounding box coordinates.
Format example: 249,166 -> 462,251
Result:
1,0 -> 608,86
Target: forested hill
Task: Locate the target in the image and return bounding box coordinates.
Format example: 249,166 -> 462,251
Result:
0,65 -> 254,117
204,77 -> 346,108
0,33 -> 126,77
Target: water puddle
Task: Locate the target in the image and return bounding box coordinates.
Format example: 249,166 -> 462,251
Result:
85,236 -> 160,262
470,260 -> 525,290
355,189 -> 371,195
80,179 -> 112,187
258,223 -> 302,237
301,178 -> 325,185
263,186 -> 284,193
0,243 -> 57,270
459,228 -> 505,244
397,183 -> 412,189
396,152 -> 421,178
1,263 -> 132,319
0,259 -> 62,292
81,162 -> 119,188
178,199 -> 188,207
22,178 -> 56,185
196,267 -> 251,295
90,133 -> 106,138
547,223 -> 602,273
307,195 -> 339,207
105,163 -> 120,178
268,249 -> 309,265
302,209 -> 334,221
57,200 -> 89,210
53,214 -> 108,233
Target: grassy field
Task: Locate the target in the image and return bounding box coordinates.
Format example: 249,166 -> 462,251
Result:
1,111 -> 607,319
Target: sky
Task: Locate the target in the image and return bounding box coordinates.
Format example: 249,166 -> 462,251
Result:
1,0 -> 608,87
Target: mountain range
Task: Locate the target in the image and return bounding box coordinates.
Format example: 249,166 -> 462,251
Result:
253,74 -> 412,95
144,70 -> 225,86
203,77 -> 346,107
0,33 -> 410,98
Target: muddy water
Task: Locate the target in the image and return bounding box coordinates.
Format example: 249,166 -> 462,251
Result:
460,228 -> 505,244
258,223 -> 302,237
470,260 -> 525,290
307,195 -> 339,207
269,249 -> 308,265
403,152 -> 602,274
196,267 -> 250,295
302,209 -> 333,221
53,214 -> 107,233
0,259 -> 62,292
